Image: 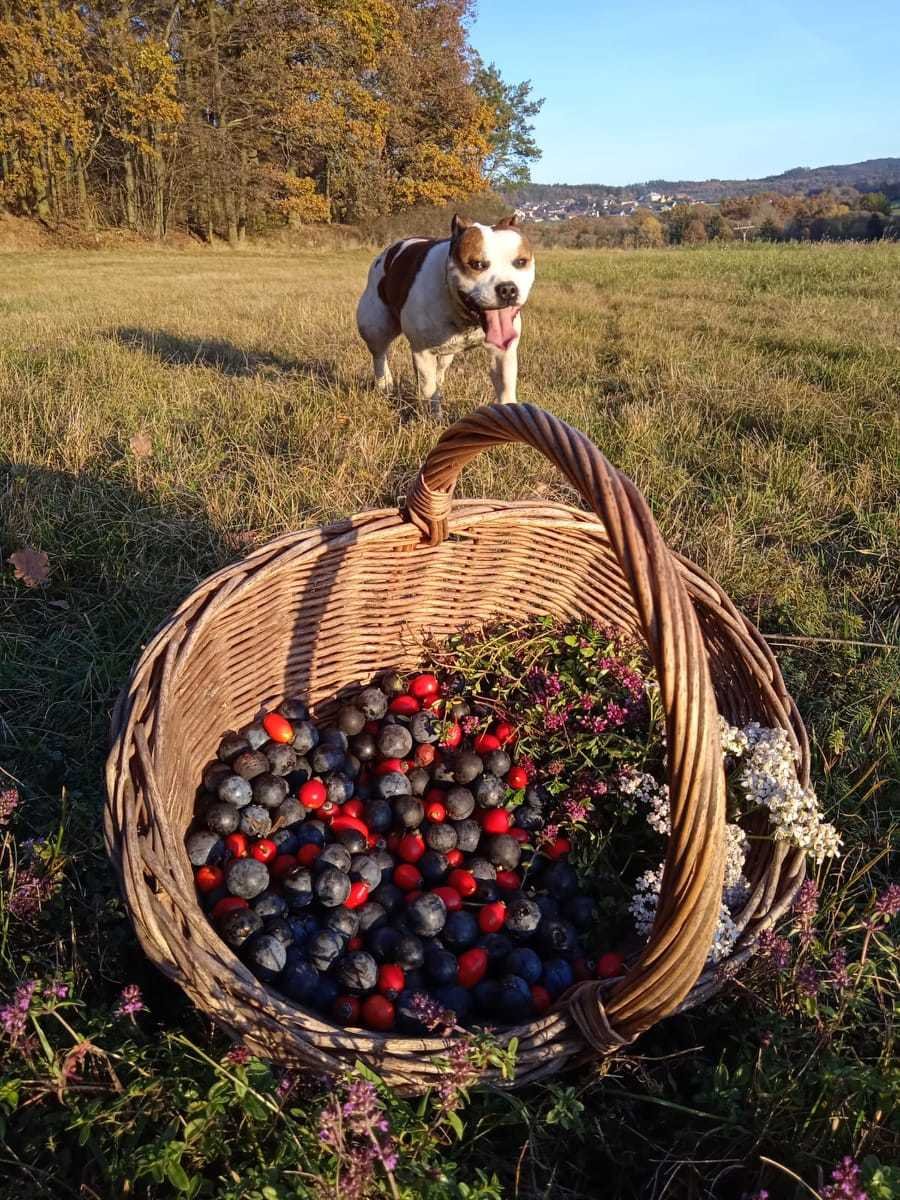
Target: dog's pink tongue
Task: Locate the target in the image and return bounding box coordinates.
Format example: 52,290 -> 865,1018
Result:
483,305 -> 521,350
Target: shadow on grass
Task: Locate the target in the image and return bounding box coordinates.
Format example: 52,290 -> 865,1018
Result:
1,459 -> 240,1024
110,325 -> 340,385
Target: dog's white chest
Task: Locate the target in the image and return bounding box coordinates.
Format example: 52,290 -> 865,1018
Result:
427,323 -> 486,355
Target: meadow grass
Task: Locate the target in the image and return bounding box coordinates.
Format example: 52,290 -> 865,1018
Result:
0,242 -> 897,1199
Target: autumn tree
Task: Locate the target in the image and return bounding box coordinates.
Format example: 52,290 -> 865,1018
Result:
0,0 -> 543,237
472,55 -> 543,190
0,1 -> 95,222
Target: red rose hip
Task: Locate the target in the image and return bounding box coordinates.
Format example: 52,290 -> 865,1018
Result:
262,712 -> 294,744
377,964 -> 405,999
478,901 -> 507,933
409,673 -> 439,699
415,743 -> 437,767
271,853 -> 299,878
362,995 -> 395,1031
299,779 -> 326,809
211,896 -> 248,920
344,880 -> 371,909
457,947 -> 488,988
480,809 -> 511,835
596,952 -> 625,979
250,838 -> 277,864
432,886 -> 463,912
397,833 -> 425,863
196,865 -> 224,893
447,868 -> 477,897
225,832 -> 249,859
531,984 -> 552,1014
333,995 -> 361,1025
295,844 -> 321,868
474,732 -> 501,754
440,722 -> 462,749
389,694 -> 420,716
394,864 -> 423,891
506,765 -> 528,789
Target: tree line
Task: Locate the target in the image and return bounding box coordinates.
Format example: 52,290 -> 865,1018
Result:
0,1 -> 542,242
528,190 -> 898,250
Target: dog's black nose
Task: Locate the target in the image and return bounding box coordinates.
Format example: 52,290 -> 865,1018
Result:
495,281 -> 519,305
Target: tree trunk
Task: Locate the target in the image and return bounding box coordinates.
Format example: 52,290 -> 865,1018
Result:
237,144 -> 248,243
123,152 -> 138,229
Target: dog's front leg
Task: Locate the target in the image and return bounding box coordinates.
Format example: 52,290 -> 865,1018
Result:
489,341 -> 519,404
412,349 -> 443,419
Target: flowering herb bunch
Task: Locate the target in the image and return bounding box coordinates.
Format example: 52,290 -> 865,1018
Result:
427,616 -> 664,826
426,616 -> 842,969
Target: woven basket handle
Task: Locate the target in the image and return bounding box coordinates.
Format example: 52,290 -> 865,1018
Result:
406,404 -> 726,1049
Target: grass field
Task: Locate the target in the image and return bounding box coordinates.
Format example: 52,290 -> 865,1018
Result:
1,242 -> 898,1199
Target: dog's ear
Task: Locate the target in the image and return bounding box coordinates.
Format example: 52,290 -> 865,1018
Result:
493,214 -> 518,229
451,213 -> 471,238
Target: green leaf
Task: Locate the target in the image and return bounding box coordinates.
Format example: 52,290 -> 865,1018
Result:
447,1110 -> 465,1139
353,1060 -> 384,1085
166,1160 -> 192,1192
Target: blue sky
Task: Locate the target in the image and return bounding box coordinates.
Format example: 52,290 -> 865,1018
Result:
470,0 -> 900,185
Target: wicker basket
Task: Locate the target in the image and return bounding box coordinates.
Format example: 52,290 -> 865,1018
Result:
105,404 -> 807,1093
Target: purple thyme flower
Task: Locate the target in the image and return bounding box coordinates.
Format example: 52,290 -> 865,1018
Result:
562,795 -> 590,824
0,787 -> 19,825
873,883 -> 900,921
225,1045 -> 251,1066
605,702 -> 628,726
276,1070 -> 297,1099
408,992 -> 457,1034
828,948 -> 851,991
8,867 -> 54,919
341,1080 -> 383,1133
43,982 -> 69,1001
821,1156 -> 868,1200
591,716 -> 609,735
756,929 -> 791,970
793,879 -> 819,927
460,715 -> 480,735
436,1033 -> 479,1112
0,979 -> 37,1045
546,759 -> 565,778
795,964 -> 819,998
113,984 -> 145,1018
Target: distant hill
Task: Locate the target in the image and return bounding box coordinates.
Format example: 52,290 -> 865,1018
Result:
513,158 -> 900,204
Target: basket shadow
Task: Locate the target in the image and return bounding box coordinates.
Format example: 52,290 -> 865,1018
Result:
109,325 -> 339,385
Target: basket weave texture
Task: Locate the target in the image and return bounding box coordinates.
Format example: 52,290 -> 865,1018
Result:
105,404 -> 807,1093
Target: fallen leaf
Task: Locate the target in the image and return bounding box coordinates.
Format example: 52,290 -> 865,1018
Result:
8,547 -> 50,588
130,432 -> 152,458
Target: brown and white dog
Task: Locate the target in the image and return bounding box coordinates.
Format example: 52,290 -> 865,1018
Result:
356,214 -> 535,417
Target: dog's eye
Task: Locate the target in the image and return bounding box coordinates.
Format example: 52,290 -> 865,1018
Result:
513,257 -> 529,269
469,259 -> 489,271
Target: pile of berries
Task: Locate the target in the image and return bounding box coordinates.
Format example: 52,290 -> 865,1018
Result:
187,670 -> 624,1033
